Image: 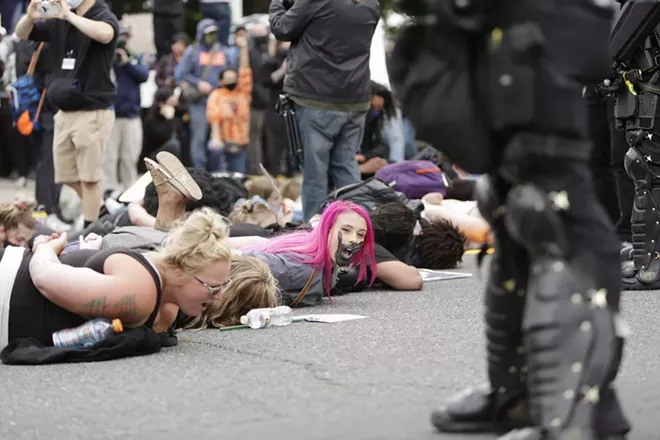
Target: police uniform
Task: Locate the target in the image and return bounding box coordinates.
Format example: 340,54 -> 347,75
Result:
388,0 -> 631,438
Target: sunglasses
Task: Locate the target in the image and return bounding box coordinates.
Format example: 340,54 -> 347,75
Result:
195,276 -> 232,298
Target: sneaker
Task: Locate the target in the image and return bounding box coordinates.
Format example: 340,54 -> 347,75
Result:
46,214 -> 72,233
73,214 -> 85,232
104,197 -> 124,215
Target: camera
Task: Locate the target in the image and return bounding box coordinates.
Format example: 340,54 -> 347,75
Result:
36,1 -> 61,17
114,36 -> 128,65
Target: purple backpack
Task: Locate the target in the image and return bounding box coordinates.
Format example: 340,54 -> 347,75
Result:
375,160 -> 447,200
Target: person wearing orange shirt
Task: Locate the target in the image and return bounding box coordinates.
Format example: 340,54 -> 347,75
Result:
206,34 -> 252,173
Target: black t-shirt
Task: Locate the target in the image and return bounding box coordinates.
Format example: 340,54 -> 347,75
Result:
373,243 -> 398,264
29,3 -> 119,111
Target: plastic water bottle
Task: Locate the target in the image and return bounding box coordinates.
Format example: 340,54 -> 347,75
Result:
240,306 -> 293,329
52,318 -> 124,348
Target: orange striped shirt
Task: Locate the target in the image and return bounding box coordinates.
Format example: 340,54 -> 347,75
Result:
206,67 -> 253,146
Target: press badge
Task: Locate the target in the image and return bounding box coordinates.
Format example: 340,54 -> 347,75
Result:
62,58 -> 75,70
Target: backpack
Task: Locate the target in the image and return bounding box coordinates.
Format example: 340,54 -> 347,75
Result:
8,42 -> 46,136
375,160 -> 448,200
324,177 -> 408,213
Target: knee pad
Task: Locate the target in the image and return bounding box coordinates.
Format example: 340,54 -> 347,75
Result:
623,146 -> 649,184
504,183 -> 569,258
475,174 -> 504,225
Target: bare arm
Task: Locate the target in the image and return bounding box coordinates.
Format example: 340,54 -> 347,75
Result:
29,248 -> 157,325
376,261 -> 423,291
270,61 -> 286,84
66,12 -> 115,44
228,236 -> 270,249
127,203 -> 156,228
15,15 -> 36,40
424,204 -> 491,244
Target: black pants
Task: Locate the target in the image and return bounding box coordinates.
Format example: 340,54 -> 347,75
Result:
585,86 -> 634,242
263,112 -> 292,176
10,123 -> 38,179
35,112 -> 62,216
0,96 -> 14,177
153,13 -> 184,60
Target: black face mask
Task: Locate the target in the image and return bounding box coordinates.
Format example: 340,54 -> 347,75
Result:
334,231 -> 363,267
224,83 -> 237,91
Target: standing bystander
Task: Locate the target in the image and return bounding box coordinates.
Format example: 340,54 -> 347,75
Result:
102,25 -> 149,194
269,0 -> 380,220
14,0 -> 119,228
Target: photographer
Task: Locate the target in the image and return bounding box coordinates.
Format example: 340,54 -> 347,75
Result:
103,25 -> 149,194
269,0 -> 380,221
14,0 -> 119,229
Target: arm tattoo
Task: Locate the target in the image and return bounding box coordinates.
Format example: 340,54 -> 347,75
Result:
114,294 -> 140,318
83,297 -> 108,317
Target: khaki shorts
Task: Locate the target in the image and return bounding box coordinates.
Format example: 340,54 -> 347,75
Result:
54,109 -> 115,183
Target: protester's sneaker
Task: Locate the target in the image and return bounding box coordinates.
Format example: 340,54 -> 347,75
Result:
104,197 -> 124,215
46,214 -> 72,233
72,214 -> 85,232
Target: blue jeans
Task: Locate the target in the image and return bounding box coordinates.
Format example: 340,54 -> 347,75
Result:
209,148 -> 248,173
200,2 -> 231,47
188,102 -> 210,170
295,105 -> 366,221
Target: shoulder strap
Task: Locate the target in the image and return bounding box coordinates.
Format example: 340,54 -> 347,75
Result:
33,89 -> 47,125
26,43 -> 45,77
130,252 -> 163,328
290,268 -> 318,307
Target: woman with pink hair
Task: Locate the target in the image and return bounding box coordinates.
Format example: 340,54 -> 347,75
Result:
242,201 -> 377,306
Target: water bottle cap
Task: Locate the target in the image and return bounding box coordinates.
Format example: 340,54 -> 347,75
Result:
112,319 -> 124,334
240,315 -> 248,325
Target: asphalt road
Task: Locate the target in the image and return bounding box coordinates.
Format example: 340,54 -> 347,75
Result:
0,179 -> 658,440
0,255 -> 659,440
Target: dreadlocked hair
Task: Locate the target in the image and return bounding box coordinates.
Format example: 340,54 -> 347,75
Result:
414,219 -> 466,269
143,168 -> 235,217
370,201 -> 416,261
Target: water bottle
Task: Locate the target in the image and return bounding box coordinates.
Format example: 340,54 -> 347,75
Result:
52,318 -> 124,348
240,306 -> 293,329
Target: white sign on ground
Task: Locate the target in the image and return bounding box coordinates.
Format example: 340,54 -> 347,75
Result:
418,269 -> 472,282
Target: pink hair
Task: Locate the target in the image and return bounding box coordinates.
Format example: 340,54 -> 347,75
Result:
244,201 -> 377,297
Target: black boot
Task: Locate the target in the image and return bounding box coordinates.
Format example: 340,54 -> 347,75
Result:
621,133 -> 660,290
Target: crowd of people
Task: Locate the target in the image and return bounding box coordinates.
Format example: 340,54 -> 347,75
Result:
0,0 -> 642,437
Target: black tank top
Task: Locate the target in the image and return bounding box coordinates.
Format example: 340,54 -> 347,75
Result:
5,247 -> 162,346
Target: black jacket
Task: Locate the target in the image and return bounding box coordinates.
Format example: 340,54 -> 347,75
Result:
269,0 -> 380,105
